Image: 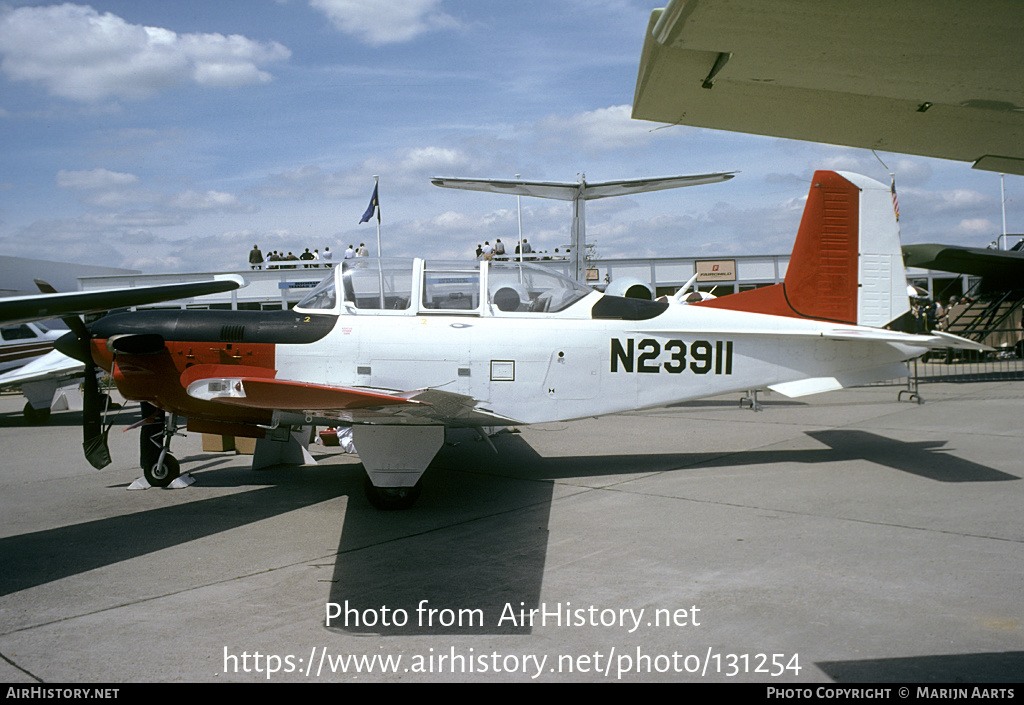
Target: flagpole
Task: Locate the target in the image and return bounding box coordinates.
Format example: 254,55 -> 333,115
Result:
516,173 -> 522,264
373,175 -> 381,258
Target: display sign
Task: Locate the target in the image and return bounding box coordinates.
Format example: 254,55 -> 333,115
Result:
695,260 -> 736,282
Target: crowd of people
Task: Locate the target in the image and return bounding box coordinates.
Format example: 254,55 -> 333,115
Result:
474,238 -> 569,261
247,243 -> 372,269
911,295 -> 980,333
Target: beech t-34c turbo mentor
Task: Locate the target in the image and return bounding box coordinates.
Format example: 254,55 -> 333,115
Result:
58,171 -> 984,509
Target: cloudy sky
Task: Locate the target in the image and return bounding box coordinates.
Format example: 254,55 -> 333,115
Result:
0,0 -> 1020,274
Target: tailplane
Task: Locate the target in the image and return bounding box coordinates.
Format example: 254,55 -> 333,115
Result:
696,171 -> 908,328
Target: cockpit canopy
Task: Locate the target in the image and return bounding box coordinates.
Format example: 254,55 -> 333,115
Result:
295,258 -> 594,316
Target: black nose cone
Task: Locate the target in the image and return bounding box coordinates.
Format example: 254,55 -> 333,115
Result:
55,330 -> 91,363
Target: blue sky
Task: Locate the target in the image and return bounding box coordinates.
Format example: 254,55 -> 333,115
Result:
0,0 -> 1020,274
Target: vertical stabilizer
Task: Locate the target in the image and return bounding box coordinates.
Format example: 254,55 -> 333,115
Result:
696,170 -> 908,327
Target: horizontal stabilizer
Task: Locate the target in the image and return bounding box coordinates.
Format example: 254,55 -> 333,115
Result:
823,328 -> 992,351
769,363 -> 910,398
630,324 -> 990,351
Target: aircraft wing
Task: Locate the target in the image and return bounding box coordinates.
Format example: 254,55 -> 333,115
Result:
431,173 -> 734,200
184,368 -> 515,426
0,275 -> 246,327
632,0 -> 1024,175
0,349 -> 84,388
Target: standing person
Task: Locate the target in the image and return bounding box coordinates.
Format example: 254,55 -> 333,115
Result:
933,298 -> 946,331
248,244 -> 263,270
482,241 -> 493,260
322,247 -> 333,267
475,244 -> 483,259
300,248 -> 315,267
344,244 -> 355,259
312,249 -> 320,267
356,243 -> 369,257
522,238 -> 532,255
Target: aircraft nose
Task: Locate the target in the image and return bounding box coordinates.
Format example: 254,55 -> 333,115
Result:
55,330 -> 91,363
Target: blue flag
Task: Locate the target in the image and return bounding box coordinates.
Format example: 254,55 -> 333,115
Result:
359,183 -> 379,224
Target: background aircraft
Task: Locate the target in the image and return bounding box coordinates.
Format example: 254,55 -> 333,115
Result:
0,320 -> 83,423
632,0 -> 1024,175
0,320 -> 63,375
431,172 -> 735,282
0,344 -> 84,424
56,171 -> 984,509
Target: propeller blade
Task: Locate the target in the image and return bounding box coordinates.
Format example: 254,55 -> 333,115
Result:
82,357 -> 111,470
36,281 -> 111,469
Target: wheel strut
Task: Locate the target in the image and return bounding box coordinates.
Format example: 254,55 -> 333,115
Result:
143,412 -> 182,488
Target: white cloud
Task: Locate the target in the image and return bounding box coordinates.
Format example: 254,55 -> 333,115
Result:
956,218 -> 998,236
56,168 -> 139,190
398,146 -> 466,172
0,4 -> 290,102
167,190 -> 249,213
310,0 -> 459,45
537,105 -> 671,152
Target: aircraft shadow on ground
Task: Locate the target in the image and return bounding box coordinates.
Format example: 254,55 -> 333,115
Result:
501,429 -> 1017,484
0,409 -> 87,429
326,429 -> 553,636
1,428 -> 1013,633
325,426 -> 1015,637
817,651 -> 1024,683
0,464 -> 355,597
0,406 -> 136,429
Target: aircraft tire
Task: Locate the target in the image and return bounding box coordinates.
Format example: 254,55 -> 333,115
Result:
22,402 -> 51,425
145,455 -> 180,488
363,475 -> 421,510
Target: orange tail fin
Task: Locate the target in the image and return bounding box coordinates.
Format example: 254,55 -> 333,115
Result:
696,171 -> 907,327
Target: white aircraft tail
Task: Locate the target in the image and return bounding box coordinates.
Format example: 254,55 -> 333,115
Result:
698,170 -> 909,328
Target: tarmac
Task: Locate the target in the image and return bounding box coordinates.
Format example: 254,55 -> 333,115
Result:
0,380 -> 1021,684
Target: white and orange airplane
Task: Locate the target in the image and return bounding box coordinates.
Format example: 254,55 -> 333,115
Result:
55,170 -> 984,508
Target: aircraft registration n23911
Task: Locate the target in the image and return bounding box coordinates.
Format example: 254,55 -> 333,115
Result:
59,171 -> 985,509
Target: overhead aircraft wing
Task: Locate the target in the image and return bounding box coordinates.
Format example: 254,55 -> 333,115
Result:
632,0 -> 1024,175
430,173 -> 734,200
903,243 -> 1024,279
0,275 -> 246,327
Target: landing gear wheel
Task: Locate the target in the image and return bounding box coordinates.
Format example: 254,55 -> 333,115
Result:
363,475 -> 421,510
23,402 -> 50,425
145,455 -> 180,488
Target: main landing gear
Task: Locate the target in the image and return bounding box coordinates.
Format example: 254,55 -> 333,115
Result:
22,401 -> 51,425
353,425 -> 444,510
363,475 -> 422,511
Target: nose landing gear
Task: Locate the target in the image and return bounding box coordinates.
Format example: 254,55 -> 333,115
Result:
139,405 -> 186,488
